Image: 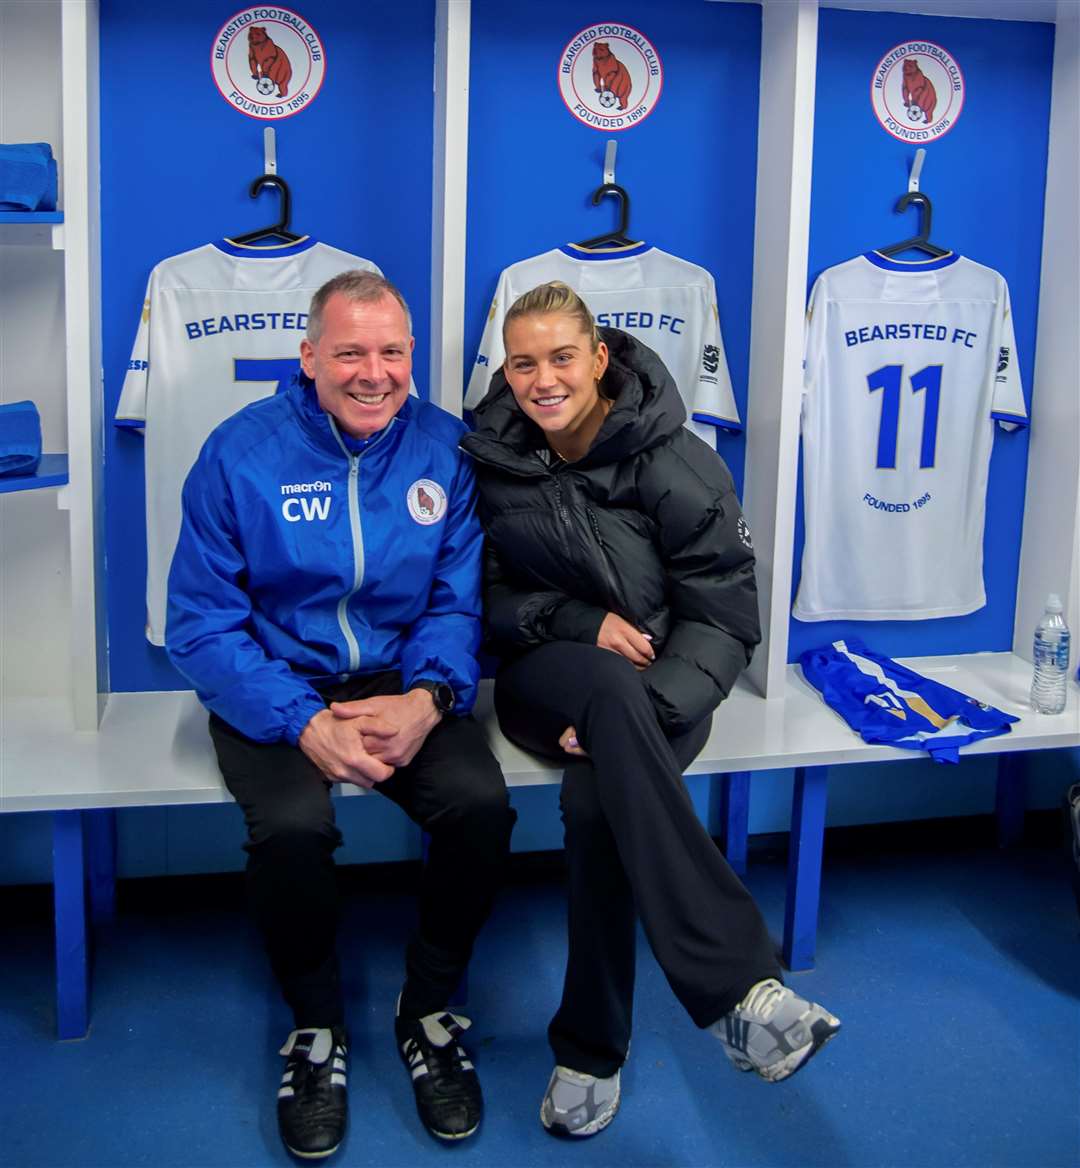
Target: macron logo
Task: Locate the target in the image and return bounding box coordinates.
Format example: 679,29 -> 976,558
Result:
281,481 -> 332,523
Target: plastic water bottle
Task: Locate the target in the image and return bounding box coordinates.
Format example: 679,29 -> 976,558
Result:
1030,594 -> 1071,715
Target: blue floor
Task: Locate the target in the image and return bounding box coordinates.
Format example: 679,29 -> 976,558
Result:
1,828 -> 1077,1168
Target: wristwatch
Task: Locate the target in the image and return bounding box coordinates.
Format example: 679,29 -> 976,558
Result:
412,679 -> 456,716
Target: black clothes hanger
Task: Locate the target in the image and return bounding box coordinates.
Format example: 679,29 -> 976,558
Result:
574,182 -> 640,250
230,174 -> 302,245
878,190 -> 949,258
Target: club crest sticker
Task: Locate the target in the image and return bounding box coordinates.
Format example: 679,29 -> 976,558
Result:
558,24 -> 663,132
407,479 -> 447,526
871,42 -> 964,142
211,7 -> 326,121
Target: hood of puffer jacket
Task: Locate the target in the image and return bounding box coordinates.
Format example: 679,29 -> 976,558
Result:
461,327 -> 686,474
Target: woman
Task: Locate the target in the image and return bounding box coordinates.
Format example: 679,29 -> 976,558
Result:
461,282 -> 840,1137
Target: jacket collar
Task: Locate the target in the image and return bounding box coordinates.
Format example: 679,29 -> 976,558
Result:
461,328 -> 684,475
288,374 -> 411,460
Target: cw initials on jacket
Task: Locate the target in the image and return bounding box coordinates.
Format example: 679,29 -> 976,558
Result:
281,480 -> 333,523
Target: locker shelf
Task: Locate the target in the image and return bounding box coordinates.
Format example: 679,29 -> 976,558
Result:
0,453 -> 68,494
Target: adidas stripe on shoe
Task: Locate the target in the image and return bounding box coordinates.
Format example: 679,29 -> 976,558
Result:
540,1065 -> 621,1137
711,979 -> 840,1083
395,1005 -> 483,1141
277,1027 -> 348,1159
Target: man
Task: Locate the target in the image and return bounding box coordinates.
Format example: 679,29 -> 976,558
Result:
167,271 -> 515,1158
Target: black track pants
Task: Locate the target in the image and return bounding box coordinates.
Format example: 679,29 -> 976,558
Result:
210,671 -> 515,1028
495,642 -> 780,1077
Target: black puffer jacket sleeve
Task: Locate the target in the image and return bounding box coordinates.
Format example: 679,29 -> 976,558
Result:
483,542 -> 607,649
636,434 -> 761,734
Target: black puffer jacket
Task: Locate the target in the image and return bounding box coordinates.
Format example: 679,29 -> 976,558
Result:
460,328 -> 760,734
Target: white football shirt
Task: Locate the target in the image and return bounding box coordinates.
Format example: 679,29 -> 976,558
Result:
794,251 -> 1027,622
115,237 -> 383,645
465,243 -> 739,445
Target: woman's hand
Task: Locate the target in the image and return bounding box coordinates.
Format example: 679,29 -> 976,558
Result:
559,725 -> 588,757
597,612 -> 655,669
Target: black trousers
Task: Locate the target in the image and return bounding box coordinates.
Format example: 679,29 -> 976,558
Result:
496,642 -> 781,1077
210,671 -> 515,1029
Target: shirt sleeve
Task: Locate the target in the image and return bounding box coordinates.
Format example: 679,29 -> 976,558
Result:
398,451 -> 484,715
801,275 -> 827,427
636,440 -> 760,734
689,274 -> 741,434
166,443 -> 327,745
990,278 -> 1027,431
482,542 -> 606,650
114,270 -> 154,432
464,269 -> 512,410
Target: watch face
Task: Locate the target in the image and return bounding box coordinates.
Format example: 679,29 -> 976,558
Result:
417,681 -> 454,713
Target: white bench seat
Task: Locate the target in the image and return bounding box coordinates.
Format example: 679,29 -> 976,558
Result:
2,650 -> 1076,1039
3,652 -> 1074,812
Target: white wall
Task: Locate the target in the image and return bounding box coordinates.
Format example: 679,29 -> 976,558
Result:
0,0 -> 70,701
1013,0 -> 1080,659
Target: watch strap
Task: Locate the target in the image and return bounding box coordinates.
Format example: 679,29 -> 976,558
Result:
412,679 -> 455,715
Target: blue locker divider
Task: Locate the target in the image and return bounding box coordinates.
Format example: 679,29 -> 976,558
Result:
52,812 -> 89,1040
783,767 -> 830,972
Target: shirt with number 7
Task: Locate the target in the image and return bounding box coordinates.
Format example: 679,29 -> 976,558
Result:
115,238 -> 383,646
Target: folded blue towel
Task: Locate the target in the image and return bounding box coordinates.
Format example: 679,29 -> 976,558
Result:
0,142 -> 57,211
0,400 -> 43,476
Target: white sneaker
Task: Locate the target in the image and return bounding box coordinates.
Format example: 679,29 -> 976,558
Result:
540,1065 -> 621,1137
711,979 -> 841,1083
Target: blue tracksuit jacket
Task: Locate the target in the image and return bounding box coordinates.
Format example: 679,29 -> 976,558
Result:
166,378 -> 483,743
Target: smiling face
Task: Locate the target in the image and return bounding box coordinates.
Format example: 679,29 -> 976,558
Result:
502,311 -> 609,458
299,291 -> 414,440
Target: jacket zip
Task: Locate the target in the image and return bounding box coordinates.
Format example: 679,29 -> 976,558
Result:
472,442 -> 623,611
552,474 -> 572,556
328,417 -> 394,676
552,468 -> 621,608
584,502 -> 621,606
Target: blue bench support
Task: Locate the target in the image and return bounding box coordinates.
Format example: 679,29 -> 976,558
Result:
995,753 -> 1027,848
708,772 -> 751,877
782,766 -> 829,972
86,809 -> 118,924
52,811 -> 90,1040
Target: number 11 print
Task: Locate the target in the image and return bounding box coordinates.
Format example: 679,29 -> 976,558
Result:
867,364 -> 943,469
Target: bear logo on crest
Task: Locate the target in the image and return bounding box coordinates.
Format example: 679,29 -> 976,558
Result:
592,42 -> 632,112
248,26 -> 292,99
901,57 -> 936,125
407,479 -> 447,525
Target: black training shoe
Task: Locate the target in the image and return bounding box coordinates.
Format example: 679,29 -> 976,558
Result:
277,1027 -> 348,1159
395,1004 -> 482,1140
